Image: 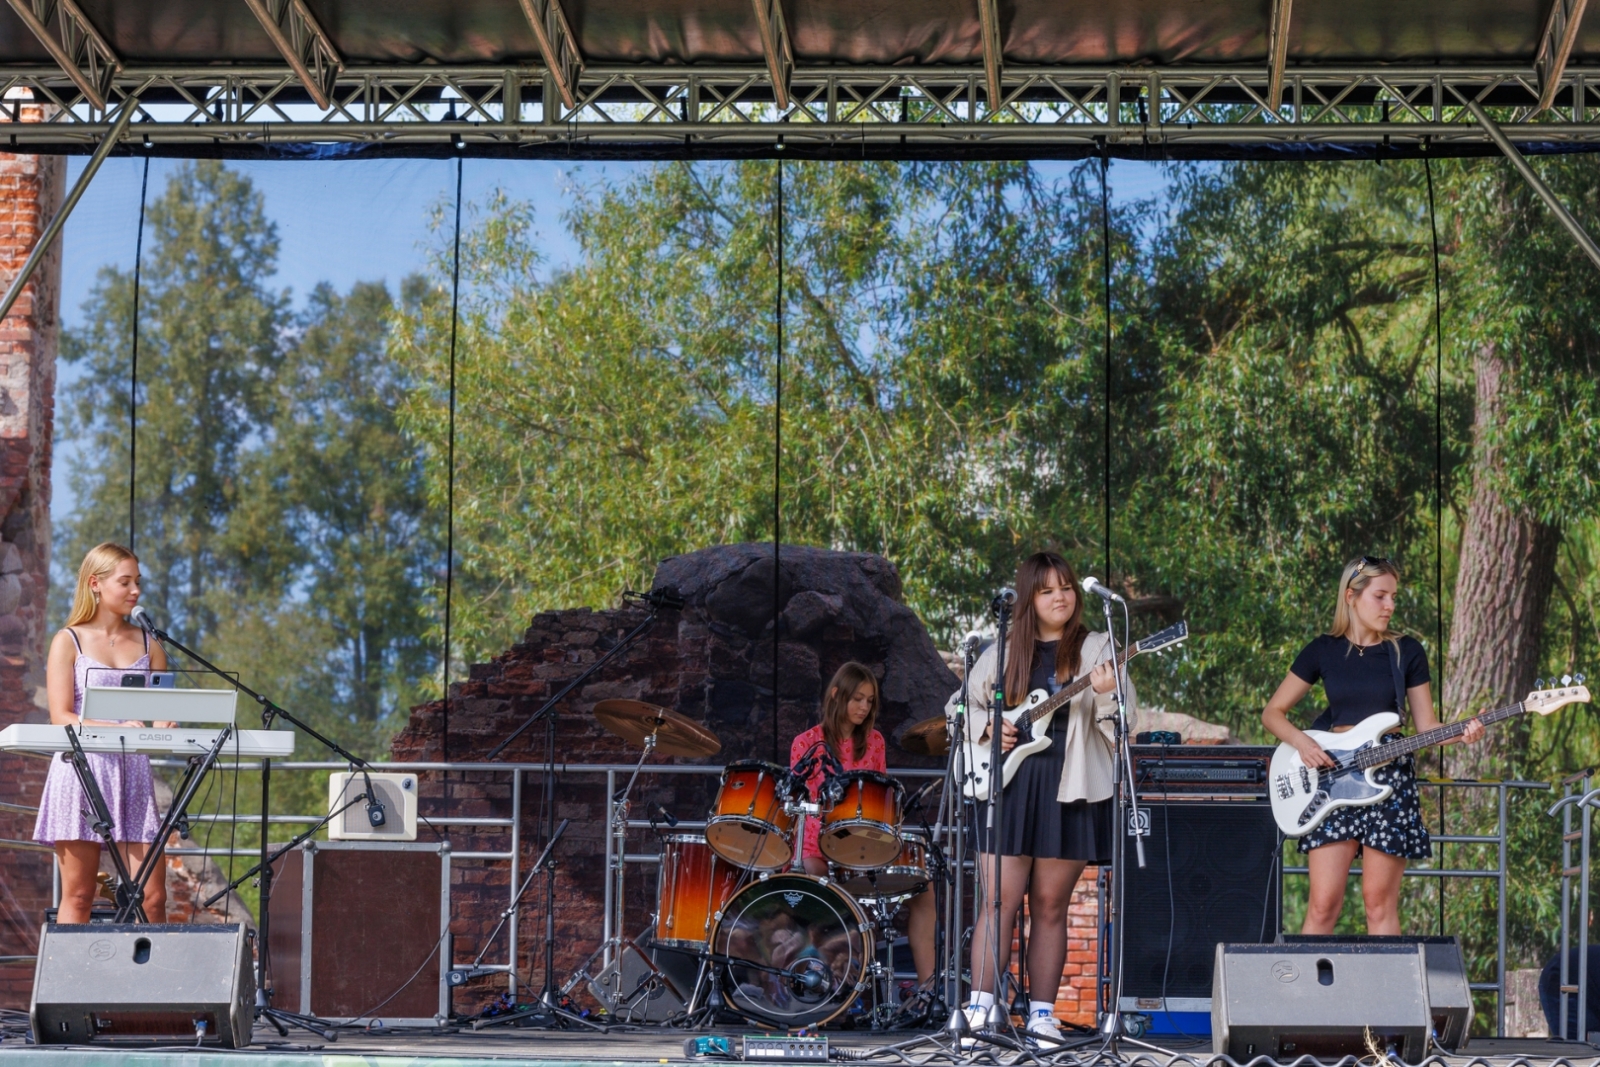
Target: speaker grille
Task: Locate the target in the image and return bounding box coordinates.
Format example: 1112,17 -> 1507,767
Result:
1123,802 -> 1279,999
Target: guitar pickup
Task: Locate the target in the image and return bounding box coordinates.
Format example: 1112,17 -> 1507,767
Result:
1299,767 -> 1312,793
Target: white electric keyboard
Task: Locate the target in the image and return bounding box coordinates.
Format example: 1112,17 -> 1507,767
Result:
0,723 -> 296,757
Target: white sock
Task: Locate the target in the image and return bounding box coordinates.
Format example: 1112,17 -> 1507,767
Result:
968,991 -> 996,1010
1030,1001 -> 1056,1018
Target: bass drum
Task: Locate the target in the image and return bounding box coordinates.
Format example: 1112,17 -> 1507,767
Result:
708,873 -> 871,1028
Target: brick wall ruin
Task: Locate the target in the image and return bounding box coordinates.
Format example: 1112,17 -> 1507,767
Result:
0,116 -> 62,1009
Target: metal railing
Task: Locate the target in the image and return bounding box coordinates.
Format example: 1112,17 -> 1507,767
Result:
1281,778 -> 1548,1038
1550,769 -> 1600,1042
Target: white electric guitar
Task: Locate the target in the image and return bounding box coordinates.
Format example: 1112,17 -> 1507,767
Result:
1270,676 -> 1590,837
961,620 -> 1188,802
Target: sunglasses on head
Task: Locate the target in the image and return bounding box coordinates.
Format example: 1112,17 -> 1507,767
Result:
1353,556 -> 1391,575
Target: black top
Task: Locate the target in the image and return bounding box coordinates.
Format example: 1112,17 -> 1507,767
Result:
1289,633 -> 1430,730
1031,640 -> 1065,696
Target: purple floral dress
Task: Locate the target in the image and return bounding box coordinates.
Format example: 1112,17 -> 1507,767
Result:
31,629 -> 163,846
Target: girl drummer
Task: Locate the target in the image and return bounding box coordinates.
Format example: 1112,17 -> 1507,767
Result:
952,551 -> 1126,1040
1261,556 -> 1483,935
791,662 -> 937,987
33,543 -> 170,922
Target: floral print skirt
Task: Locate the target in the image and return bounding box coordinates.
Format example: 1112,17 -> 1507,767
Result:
1298,741 -> 1432,860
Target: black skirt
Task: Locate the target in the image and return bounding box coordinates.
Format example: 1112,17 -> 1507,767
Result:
971,724 -> 1114,862
1296,737 -> 1432,860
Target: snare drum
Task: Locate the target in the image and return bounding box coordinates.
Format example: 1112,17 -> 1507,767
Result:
706,760 -> 796,870
654,834 -> 743,949
834,837 -> 930,899
819,770 -> 904,869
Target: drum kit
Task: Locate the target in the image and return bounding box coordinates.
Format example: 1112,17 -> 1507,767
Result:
573,699 -> 952,1030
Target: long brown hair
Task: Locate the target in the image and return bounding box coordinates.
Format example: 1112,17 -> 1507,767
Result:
66,542 -> 138,627
820,661 -> 879,762
1002,551 -> 1090,706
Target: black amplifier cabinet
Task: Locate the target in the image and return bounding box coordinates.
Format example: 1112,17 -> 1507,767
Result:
1131,744 -> 1273,800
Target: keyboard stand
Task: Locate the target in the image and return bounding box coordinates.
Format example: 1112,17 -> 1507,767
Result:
63,725 -> 147,922
115,724 -> 235,922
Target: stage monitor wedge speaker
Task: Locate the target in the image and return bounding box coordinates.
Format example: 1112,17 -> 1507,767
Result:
1120,796 -> 1280,1018
1213,942 -> 1434,1061
1285,934 -> 1472,1051
31,923 -> 254,1048
328,771 -> 418,840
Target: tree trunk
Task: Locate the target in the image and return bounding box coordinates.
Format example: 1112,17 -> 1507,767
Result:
1443,342 -> 1560,779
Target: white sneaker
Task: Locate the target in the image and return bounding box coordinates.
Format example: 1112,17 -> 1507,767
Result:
1027,1010 -> 1064,1042
958,1005 -> 987,1048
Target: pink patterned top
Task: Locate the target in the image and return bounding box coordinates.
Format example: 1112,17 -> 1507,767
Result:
789,723 -> 886,861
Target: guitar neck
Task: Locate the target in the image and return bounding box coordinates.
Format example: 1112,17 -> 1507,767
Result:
1352,701 -> 1524,766
1018,645 -> 1134,728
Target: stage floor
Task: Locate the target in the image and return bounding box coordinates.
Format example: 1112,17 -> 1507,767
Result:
0,1030 -> 1596,1067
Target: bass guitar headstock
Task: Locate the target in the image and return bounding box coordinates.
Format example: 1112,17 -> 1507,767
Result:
1526,674 -> 1590,716
1135,620 -> 1188,657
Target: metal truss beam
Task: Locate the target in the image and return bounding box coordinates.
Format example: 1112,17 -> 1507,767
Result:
1266,0 -> 1293,117
241,0 -> 343,110
7,64 -> 1600,155
751,0 -> 794,111
1536,0 -> 1590,112
976,0 -> 1003,109
516,0 -> 583,111
2,0 -> 117,109
1466,97 -> 1600,271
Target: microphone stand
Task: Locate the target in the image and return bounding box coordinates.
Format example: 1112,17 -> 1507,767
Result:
136,616 -> 371,1040
482,593 -> 674,1026
942,638 -> 977,1039
1095,592 -> 1144,1046
984,597 -> 1012,1036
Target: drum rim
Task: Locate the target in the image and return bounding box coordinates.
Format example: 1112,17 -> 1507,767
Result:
705,812 -> 792,836
833,769 -> 904,793
723,758 -> 788,774
660,832 -> 713,846
708,872 -> 871,1029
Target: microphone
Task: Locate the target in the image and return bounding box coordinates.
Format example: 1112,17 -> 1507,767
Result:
1081,576 -> 1125,603
905,779 -> 939,814
991,588 -> 1016,613
651,803 -> 679,827
626,587 -> 686,611
360,769 -> 387,828
129,605 -> 157,634
790,968 -> 826,994
961,632 -> 985,655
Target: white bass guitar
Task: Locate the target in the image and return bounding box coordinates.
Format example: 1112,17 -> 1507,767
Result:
1269,676 -> 1589,837
961,620 -> 1188,802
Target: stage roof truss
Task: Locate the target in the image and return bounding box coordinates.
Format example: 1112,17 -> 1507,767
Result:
7,65 -> 1600,154
1,0 -> 115,109
749,0 -> 794,111
515,0 -> 582,111
241,0 -> 342,111
1538,0 -> 1592,112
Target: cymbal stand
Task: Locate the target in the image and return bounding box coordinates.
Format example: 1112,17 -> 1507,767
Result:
61,726 -> 145,922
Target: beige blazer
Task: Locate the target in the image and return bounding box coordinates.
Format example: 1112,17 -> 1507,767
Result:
944,629 -> 1134,805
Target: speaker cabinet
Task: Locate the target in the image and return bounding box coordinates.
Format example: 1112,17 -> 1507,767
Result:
1120,801 -> 1281,1014
328,771 -> 419,841
1213,942 -> 1433,1061
31,923 -> 254,1047
267,840 -> 449,1024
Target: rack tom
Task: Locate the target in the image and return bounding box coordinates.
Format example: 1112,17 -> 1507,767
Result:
833,837 -> 930,899
654,834 -> 743,948
706,760 -> 796,870
818,770 -> 904,869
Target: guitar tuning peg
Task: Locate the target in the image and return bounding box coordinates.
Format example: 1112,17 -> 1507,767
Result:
1536,678 -> 1545,690
1578,673 -> 1587,685
1563,674 -> 1573,687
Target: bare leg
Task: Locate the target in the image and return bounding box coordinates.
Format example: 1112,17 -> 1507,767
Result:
969,853 -> 1032,994
802,856 -> 829,878
1359,847 -> 1406,935
123,841 -> 167,922
1302,840 -> 1359,934
907,887 -> 936,984
1022,858 -> 1087,1006
54,841 -> 102,924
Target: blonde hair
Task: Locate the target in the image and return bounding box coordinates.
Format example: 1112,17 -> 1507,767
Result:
65,542 -> 138,627
1329,556 -> 1403,652
820,662 -> 879,762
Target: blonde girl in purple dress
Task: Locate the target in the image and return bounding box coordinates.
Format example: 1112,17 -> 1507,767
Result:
33,543 -> 170,922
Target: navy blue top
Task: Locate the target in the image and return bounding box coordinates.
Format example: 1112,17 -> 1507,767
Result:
1289,633 -> 1430,730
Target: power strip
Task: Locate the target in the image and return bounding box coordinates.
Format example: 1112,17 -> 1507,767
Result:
742,1035 -> 829,1061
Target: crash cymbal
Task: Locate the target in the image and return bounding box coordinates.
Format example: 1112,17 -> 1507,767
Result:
593,699 -> 722,758
900,715 -> 950,757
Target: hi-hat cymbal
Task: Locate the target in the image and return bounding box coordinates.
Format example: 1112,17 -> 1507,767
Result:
593,699 -> 722,758
900,715 -> 950,757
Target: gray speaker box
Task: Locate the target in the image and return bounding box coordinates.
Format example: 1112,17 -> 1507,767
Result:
31,923 -> 254,1047
1212,942 -> 1434,1061
1284,935 -> 1472,1051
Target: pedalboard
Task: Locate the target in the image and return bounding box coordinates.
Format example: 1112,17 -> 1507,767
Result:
742,1035 -> 830,1061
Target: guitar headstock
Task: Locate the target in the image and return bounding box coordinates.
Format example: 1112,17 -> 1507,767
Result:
1135,620 -> 1188,657
1526,673 -> 1590,716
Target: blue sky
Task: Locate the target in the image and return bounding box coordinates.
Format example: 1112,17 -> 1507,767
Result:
53,155 -> 1173,531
